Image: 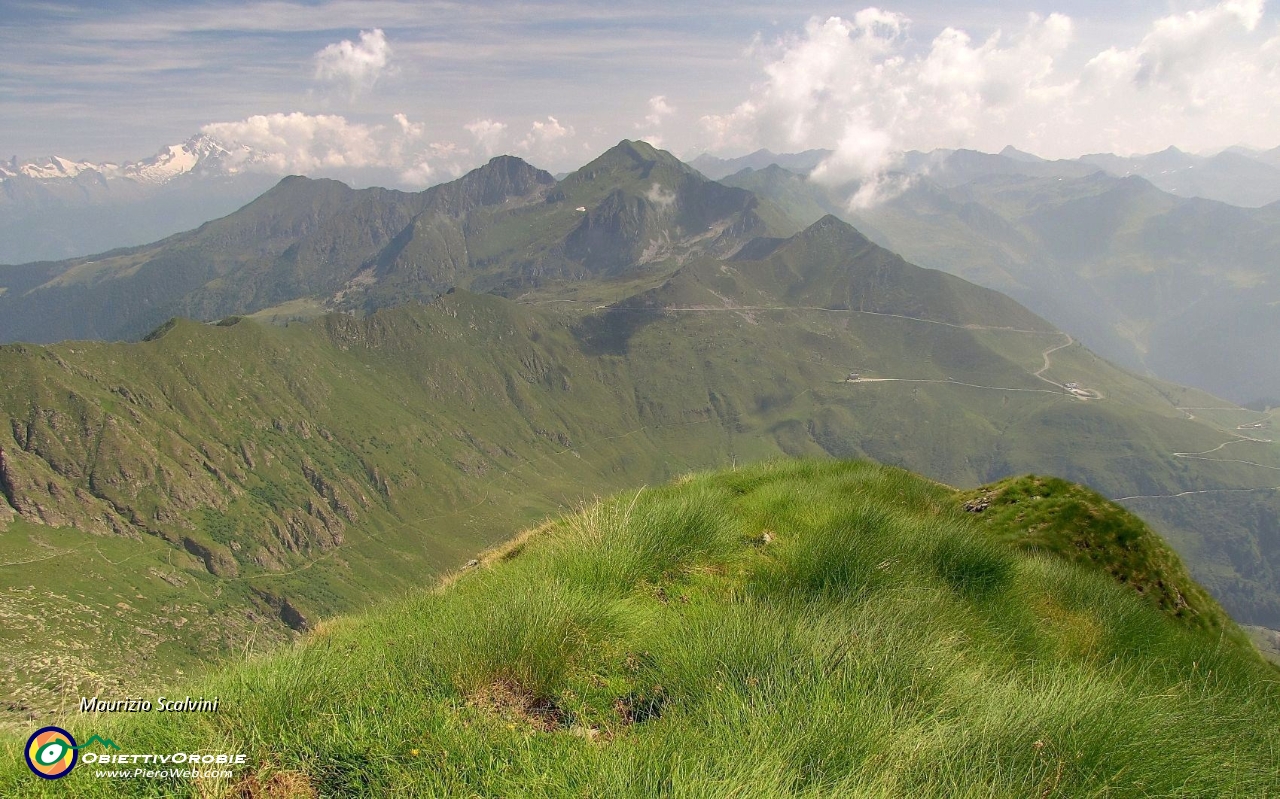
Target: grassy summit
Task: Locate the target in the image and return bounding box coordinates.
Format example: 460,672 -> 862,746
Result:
4,460 -> 1276,797
958,475 -> 1236,636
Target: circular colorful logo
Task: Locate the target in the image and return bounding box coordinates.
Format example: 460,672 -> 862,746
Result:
25,726 -> 77,780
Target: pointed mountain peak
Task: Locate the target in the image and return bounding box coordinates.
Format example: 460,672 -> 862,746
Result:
796,214 -> 869,244
999,145 -> 1044,163
428,154 -> 555,213
272,173 -> 335,189
219,174 -> 357,220
555,140 -> 710,208
577,139 -> 690,176
246,174 -> 353,206
249,171 -> 340,194
612,139 -> 664,159
480,153 -> 538,171
747,214 -> 874,263
464,154 -> 554,188
1141,145 -> 1196,169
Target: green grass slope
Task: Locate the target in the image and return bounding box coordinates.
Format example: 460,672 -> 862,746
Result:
958,475 -> 1235,636
2,461 -> 1276,797
0,293 -> 740,723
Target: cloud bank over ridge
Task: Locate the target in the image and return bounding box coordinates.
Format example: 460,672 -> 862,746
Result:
700,1 -> 1280,192
5,2 -> 1278,191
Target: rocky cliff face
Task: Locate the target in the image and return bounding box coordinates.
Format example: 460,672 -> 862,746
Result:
560,143 -> 775,274
0,342 -> 366,574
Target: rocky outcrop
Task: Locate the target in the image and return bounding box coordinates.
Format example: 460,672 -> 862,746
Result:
301,461 -> 358,523
0,446 -> 17,527
0,438 -> 127,534
252,589 -> 311,632
182,536 -> 239,578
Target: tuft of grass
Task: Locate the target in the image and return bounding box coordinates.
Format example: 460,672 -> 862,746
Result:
423,573 -> 621,703
929,528 -> 1015,599
750,501 -> 905,601
547,485 -> 743,594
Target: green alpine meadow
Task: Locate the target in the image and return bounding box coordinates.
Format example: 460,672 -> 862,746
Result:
2,461 -> 1277,796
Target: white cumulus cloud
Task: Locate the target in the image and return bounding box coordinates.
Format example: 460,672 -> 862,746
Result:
644,95 -> 675,128
465,115 -> 589,167
637,95 -> 676,147
1081,0 -> 1274,123
394,112 -> 424,138
200,111 -> 458,187
198,111 -> 592,186
701,1 -> 1280,205
465,119 -> 509,157
517,116 -> 578,164
202,112 -> 384,172
520,115 -> 573,149
314,28 -> 393,95
398,160 -> 434,185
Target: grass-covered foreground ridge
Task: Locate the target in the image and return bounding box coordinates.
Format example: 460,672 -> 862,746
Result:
4,460 -> 1278,797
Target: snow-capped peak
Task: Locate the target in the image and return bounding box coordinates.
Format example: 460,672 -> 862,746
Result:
1,154 -> 115,180
121,134 -> 252,184
1,133 -> 256,185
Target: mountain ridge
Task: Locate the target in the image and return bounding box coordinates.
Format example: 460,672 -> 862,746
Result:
0,141 -> 795,343
1,270 -> 1276,723
721,155 -> 1280,405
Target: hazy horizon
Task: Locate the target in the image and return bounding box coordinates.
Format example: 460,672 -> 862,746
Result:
4,0 -> 1280,187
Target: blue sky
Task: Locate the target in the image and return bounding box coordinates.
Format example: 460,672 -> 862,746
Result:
3,1 -> 1279,180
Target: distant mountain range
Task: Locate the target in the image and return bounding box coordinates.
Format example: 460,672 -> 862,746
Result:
1078,145 -> 1280,207
693,143 -> 1280,209
1,133 -> 261,184
6,137 -> 1278,406
689,148 -> 834,180
0,134 -> 281,264
5,134 -> 1279,266
721,150 -> 1280,407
